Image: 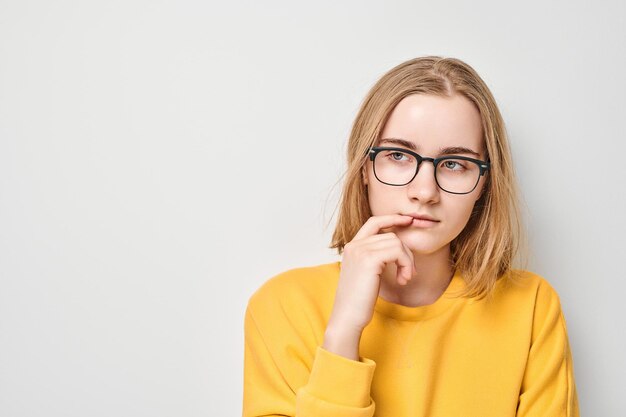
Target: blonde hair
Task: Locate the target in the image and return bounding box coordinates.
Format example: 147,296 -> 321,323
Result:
329,56 -> 526,300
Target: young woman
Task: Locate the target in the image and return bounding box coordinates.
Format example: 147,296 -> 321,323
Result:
242,56 -> 579,417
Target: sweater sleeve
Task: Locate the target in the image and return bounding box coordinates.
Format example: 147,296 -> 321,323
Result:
242,303 -> 377,417
516,280 -> 580,416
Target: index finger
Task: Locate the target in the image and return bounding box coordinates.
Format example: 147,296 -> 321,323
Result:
352,214 -> 414,241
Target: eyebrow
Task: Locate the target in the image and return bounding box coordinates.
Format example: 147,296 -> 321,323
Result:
379,137 -> 481,158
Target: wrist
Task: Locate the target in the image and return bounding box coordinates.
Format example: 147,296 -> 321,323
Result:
323,322 -> 363,361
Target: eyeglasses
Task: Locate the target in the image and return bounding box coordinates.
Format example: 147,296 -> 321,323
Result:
368,146 -> 490,195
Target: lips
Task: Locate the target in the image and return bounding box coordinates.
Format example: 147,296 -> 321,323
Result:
406,213 -> 440,222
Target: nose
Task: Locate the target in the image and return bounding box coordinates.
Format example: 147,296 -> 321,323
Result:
406,161 -> 440,203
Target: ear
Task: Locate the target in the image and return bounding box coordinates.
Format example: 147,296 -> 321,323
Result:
362,166 -> 368,186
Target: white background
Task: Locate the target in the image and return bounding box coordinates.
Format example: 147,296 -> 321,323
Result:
1,1 -> 625,415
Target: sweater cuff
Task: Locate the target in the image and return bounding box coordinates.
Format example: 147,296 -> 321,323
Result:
305,345 -> 376,407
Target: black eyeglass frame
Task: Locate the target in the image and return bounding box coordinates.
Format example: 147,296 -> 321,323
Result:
367,146 -> 491,195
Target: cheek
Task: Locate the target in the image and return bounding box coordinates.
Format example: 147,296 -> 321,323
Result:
367,184 -> 395,215
443,195 -> 478,231
475,175 -> 488,201
365,166 -> 397,215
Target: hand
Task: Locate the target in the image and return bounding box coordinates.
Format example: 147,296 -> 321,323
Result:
327,214 -> 416,334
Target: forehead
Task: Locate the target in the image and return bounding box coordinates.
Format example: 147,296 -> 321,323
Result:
379,93 -> 485,156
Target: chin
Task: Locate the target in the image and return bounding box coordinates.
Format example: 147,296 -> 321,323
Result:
396,232 -> 447,255
407,246 -> 446,256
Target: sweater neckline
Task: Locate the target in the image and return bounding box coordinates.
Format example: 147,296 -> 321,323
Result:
333,261 -> 466,322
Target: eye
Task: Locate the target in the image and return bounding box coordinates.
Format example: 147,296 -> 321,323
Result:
441,160 -> 466,171
382,150 -> 413,163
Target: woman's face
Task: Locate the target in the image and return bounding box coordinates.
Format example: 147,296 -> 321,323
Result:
363,93 -> 488,255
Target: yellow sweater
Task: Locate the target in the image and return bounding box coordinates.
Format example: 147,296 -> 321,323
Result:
243,261 -> 579,417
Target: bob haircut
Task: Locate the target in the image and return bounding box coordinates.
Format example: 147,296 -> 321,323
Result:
330,56 -> 525,300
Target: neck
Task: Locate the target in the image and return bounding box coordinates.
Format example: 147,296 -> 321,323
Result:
378,244 -> 454,307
